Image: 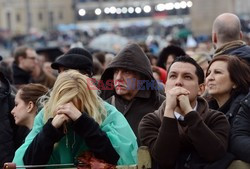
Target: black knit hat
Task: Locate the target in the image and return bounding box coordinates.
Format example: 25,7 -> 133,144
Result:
157,45 -> 186,69
51,47 -> 93,75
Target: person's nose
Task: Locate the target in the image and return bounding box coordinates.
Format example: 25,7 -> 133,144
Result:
11,107 -> 15,115
175,76 -> 183,87
206,72 -> 214,82
114,70 -> 123,80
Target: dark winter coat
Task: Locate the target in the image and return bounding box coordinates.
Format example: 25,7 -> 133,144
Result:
209,92 -> 246,125
230,91 -> 250,163
139,97 -> 230,169
12,63 -> 31,85
0,72 -> 29,168
214,40 -> 250,65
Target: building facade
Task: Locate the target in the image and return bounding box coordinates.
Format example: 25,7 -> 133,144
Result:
0,0 -> 249,36
0,0 -> 74,35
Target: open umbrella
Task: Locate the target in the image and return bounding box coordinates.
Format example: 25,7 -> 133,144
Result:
89,33 -> 129,53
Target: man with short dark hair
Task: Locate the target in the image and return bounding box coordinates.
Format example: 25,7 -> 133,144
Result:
212,13 -> 250,64
100,43 -> 165,145
139,56 -> 230,169
12,46 -> 38,86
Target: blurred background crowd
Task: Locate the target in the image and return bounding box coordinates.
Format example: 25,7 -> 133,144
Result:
0,0 -> 249,57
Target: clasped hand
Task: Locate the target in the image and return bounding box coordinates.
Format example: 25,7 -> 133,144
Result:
51,102 -> 82,129
164,86 -> 193,117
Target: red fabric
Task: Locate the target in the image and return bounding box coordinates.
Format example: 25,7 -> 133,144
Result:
77,152 -> 116,169
158,67 -> 167,84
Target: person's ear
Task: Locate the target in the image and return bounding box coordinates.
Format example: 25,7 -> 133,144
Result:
19,56 -> 25,63
198,83 -> 205,96
27,101 -> 35,113
240,31 -> 243,40
212,32 -> 217,44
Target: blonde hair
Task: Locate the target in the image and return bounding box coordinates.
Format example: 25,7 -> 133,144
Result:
44,70 -> 106,124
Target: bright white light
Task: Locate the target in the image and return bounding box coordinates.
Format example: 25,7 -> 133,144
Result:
110,6 -> 116,14
95,8 -> 102,15
165,3 -> 174,10
78,9 -> 86,16
187,1 -> 193,7
143,5 -> 151,13
135,7 -> 142,14
122,7 -> 128,14
180,1 -> 187,9
156,4 -> 165,11
128,7 -> 134,14
104,7 -> 110,14
116,8 -> 122,14
174,2 -> 181,9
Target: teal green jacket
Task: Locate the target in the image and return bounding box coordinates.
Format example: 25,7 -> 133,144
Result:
13,102 -> 138,166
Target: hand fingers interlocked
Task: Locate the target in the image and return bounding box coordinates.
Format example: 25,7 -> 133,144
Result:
55,102 -> 82,121
52,113 -> 70,129
165,87 -> 190,110
177,94 -> 192,115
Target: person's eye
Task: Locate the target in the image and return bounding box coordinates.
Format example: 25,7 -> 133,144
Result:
125,70 -> 133,75
214,70 -> 221,74
169,74 -> 176,78
184,76 -> 192,80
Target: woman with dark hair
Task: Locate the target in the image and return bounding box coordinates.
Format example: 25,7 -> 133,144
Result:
206,55 -> 250,165
206,55 -> 250,124
157,45 -> 186,70
11,83 -> 48,130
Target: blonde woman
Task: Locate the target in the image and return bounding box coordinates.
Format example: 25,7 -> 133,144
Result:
13,70 -> 137,167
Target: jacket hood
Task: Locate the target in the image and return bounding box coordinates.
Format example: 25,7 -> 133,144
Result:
101,43 -> 154,82
100,43 -> 156,99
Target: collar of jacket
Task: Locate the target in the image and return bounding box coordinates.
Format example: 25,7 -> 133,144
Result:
241,91 -> 250,110
214,40 -> 246,57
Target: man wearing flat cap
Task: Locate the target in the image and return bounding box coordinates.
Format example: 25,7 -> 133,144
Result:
51,47 -> 93,76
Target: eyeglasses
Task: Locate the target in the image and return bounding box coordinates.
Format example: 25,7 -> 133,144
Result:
26,56 -> 36,60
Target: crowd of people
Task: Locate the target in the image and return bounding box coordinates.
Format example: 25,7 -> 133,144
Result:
1,12 -> 250,169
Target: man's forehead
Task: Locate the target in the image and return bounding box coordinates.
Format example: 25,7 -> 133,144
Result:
115,68 -> 133,72
115,67 -> 127,70
169,62 -> 196,74
27,49 -> 37,55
